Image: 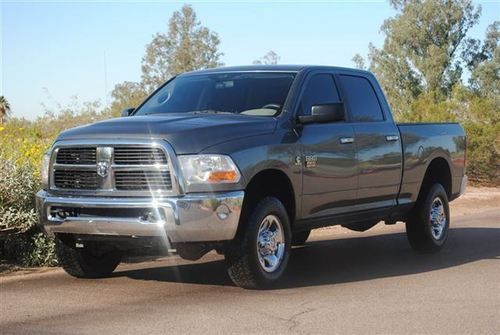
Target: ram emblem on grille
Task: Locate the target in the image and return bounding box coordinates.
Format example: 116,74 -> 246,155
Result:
97,161 -> 110,177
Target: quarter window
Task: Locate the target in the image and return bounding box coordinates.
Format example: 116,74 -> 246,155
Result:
339,75 -> 384,122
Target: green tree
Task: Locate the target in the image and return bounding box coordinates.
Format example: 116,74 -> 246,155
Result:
141,4 -> 223,93
352,54 -> 366,70
357,0 -> 481,116
253,51 -> 280,65
0,96 -> 11,125
109,82 -> 147,117
462,21 -> 499,100
110,4 -> 223,115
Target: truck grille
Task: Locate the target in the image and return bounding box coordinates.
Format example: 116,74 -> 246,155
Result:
51,144 -> 173,193
115,171 -> 172,190
56,147 -> 96,164
54,170 -> 99,189
114,147 -> 167,165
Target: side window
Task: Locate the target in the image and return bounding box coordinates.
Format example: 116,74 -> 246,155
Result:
300,74 -> 340,116
339,75 -> 384,122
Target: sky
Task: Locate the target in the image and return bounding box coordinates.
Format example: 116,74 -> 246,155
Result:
1,0 -> 499,120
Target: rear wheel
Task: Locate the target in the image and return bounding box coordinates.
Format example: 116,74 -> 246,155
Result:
55,236 -> 122,278
406,183 -> 450,253
224,197 -> 291,289
291,230 -> 310,246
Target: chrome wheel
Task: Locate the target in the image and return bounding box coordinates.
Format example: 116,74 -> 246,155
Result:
256,214 -> 285,273
430,197 -> 447,240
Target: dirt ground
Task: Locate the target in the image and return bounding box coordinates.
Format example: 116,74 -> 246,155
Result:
450,186 -> 500,215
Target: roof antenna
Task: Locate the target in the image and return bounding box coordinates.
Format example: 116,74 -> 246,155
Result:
104,50 -> 109,107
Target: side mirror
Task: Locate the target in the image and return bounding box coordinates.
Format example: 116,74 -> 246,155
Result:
121,107 -> 135,117
297,103 -> 345,124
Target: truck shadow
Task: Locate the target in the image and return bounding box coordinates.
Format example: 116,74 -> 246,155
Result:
113,227 -> 500,289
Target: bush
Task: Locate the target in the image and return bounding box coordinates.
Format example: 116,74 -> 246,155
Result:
0,154 -> 56,267
0,100 -> 112,269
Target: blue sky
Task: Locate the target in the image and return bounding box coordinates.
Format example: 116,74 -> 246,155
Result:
1,1 -> 499,120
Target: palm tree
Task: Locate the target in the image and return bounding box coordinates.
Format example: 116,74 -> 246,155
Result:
0,96 -> 11,125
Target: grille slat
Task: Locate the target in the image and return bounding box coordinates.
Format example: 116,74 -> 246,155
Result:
54,170 -> 98,189
115,171 -> 172,190
56,148 -> 96,164
114,147 -> 167,165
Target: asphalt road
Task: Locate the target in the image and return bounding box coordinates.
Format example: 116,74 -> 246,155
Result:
1,208 -> 499,334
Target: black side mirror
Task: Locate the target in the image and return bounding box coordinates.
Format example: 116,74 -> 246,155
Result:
121,108 -> 135,117
297,103 -> 345,124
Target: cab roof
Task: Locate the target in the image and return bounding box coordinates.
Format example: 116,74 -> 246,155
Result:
181,65 -> 371,76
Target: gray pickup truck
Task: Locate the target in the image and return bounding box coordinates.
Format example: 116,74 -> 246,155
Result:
37,65 -> 466,288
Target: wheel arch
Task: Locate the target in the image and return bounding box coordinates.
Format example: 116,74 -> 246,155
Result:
417,157 -> 452,202
240,168 -> 297,231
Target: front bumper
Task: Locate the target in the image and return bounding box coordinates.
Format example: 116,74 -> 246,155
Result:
36,190 -> 244,243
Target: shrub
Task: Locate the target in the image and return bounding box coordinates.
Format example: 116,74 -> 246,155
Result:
0,100 -> 112,269
0,154 -> 56,267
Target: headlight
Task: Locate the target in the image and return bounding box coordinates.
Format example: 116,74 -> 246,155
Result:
178,155 -> 241,185
41,151 -> 51,189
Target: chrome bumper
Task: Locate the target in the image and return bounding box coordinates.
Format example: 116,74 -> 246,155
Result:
36,190 -> 244,243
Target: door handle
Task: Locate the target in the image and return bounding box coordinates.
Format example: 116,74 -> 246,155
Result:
385,135 -> 399,142
340,137 -> 354,144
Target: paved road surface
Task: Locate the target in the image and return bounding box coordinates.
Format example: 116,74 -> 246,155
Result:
1,209 -> 499,334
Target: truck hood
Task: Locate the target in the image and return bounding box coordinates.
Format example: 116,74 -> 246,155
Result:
56,114 -> 277,154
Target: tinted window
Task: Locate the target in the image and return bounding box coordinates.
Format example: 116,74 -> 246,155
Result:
339,75 -> 384,122
300,74 -> 340,115
135,73 -> 295,116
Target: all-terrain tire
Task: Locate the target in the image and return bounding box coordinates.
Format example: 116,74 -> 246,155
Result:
406,183 -> 450,253
224,197 -> 291,289
55,236 -> 122,278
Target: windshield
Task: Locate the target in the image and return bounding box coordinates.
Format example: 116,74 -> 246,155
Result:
134,72 -> 296,117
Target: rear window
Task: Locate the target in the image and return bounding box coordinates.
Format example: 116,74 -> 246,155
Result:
339,75 -> 384,122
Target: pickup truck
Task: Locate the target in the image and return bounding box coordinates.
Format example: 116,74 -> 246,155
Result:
36,65 -> 467,289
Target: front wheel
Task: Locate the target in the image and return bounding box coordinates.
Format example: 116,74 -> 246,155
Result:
55,236 -> 122,278
224,197 -> 291,289
406,183 -> 450,253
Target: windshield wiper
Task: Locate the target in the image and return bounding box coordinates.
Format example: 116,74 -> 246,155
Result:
191,110 -> 235,115
144,112 -> 167,115
143,110 -> 236,116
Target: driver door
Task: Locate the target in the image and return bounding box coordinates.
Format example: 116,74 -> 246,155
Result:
299,73 -> 358,219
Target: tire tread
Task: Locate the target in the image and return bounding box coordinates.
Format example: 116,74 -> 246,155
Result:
225,197 -> 291,289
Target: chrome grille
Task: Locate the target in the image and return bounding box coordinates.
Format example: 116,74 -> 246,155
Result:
56,147 -> 96,164
115,170 -> 172,190
114,147 -> 167,165
51,143 -> 175,195
54,170 -> 98,189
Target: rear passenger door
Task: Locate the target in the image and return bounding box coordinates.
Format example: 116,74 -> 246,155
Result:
337,74 -> 402,209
